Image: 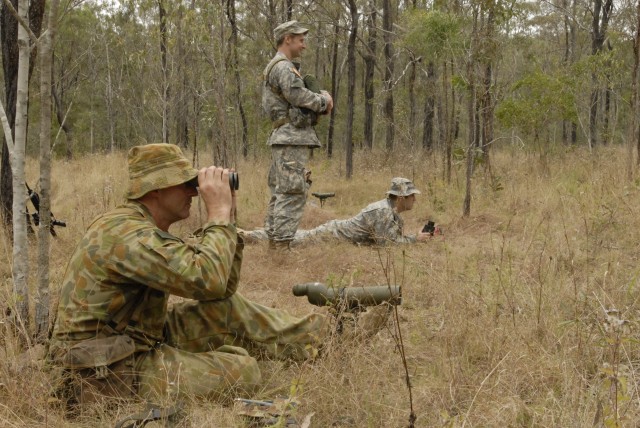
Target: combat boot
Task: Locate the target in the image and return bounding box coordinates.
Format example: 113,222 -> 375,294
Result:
270,240 -> 292,252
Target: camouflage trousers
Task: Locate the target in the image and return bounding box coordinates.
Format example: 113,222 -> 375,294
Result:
246,220 -> 352,246
136,292 -> 327,400
264,145 -> 311,242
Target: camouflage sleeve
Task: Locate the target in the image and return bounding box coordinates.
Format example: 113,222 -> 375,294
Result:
271,62 -> 327,112
366,209 -> 416,245
220,234 -> 244,299
111,221 -> 238,301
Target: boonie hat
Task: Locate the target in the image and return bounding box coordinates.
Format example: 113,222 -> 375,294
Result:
126,143 -> 198,199
386,177 -> 421,197
274,20 -> 309,41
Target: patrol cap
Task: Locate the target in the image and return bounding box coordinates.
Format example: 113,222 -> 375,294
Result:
274,20 -> 309,41
126,143 -> 199,199
386,177 -> 421,197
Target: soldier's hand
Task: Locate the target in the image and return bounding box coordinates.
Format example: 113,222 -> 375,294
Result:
416,231 -> 431,242
321,90 -> 333,115
198,166 -> 232,223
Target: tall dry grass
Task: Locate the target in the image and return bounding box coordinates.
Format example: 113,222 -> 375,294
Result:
1,145 -> 640,426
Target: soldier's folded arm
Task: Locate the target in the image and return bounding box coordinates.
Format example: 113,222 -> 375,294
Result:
277,66 -> 328,113
117,222 -> 239,300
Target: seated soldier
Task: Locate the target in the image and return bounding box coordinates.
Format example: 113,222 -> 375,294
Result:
48,144 -> 332,408
245,177 -> 440,246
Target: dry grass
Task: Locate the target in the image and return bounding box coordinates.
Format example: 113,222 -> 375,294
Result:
2,145 -> 640,426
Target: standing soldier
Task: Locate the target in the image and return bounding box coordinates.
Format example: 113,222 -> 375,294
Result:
262,20 -> 334,251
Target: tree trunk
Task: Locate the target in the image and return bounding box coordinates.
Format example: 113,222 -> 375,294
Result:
10,0 -> 31,340
382,0 -> 394,150
158,0 -> 170,145
634,0 -> 640,167
589,0 -> 613,148
175,3 -> 189,148
227,0 -> 249,158
463,6 -> 479,218
0,0 -> 45,227
326,23 -> 339,158
345,0 -> 358,179
480,3 -> 495,170
363,1 -> 377,150
422,61 -> 435,151
35,0 -> 61,344
105,44 -> 116,152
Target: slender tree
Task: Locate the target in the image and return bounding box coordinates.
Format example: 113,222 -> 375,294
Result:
345,0 -> 358,179
35,0 -> 61,343
382,0 -> 395,150
0,0 -> 45,227
589,0 -> 613,148
363,1 -> 377,150
227,0 -> 249,158
158,0 -> 170,144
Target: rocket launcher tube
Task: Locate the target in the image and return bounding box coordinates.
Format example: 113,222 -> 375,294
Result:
292,282 -> 402,309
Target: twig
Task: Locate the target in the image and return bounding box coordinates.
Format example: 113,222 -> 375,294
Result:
462,351 -> 511,428
377,247 -> 416,427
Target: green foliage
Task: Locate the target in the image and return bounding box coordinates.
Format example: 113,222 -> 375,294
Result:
496,70 -> 577,137
400,9 -> 462,61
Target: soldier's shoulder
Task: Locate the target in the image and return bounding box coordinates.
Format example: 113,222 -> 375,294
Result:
362,199 -> 390,213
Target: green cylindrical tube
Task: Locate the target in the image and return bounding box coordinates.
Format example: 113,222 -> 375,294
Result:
292,282 -> 401,309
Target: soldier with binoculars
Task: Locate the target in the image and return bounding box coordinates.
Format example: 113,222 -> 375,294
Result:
48,143 -> 347,410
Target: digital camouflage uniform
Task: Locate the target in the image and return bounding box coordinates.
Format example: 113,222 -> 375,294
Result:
48,144 -> 327,403
245,178 -> 421,246
262,21 -> 329,244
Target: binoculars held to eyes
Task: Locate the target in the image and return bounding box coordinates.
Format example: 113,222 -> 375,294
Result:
292,282 -> 402,310
187,171 -> 239,191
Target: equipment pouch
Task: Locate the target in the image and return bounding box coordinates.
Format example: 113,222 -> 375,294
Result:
289,106 -> 316,128
62,335 -> 137,404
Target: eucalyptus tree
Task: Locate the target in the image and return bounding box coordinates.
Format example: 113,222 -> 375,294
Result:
363,0 -> 377,150
402,8 -> 461,181
0,0 -> 45,227
345,0 -> 359,178
382,0 -> 395,150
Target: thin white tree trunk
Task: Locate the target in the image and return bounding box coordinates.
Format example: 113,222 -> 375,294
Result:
35,0 -> 61,343
11,0 -> 31,337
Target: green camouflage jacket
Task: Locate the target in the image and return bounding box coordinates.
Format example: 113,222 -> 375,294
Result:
51,201 -> 241,347
262,51 -> 326,147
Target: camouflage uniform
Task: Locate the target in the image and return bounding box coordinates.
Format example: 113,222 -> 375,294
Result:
48,144 -> 327,403
262,21 -> 329,244
245,178 -> 422,246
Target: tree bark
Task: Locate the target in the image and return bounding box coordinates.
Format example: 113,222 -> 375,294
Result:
35,0 -> 61,344
227,0 -> 249,158
589,0 -> 613,148
0,0 -> 45,227
345,0 -> 358,179
634,0 -> 640,166
463,6 -> 479,218
158,0 -> 170,145
326,23 -> 339,158
175,3 -> 189,148
10,0 -> 31,339
382,0 -> 395,150
422,61 -> 435,151
363,1 -> 377,150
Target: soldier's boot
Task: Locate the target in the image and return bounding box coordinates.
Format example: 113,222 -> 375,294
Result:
269,240 -> 293,253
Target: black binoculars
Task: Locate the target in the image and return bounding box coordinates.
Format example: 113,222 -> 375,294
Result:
187,171 -> 239,191
422,220 -> 435,235
229,171 -> 239,190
